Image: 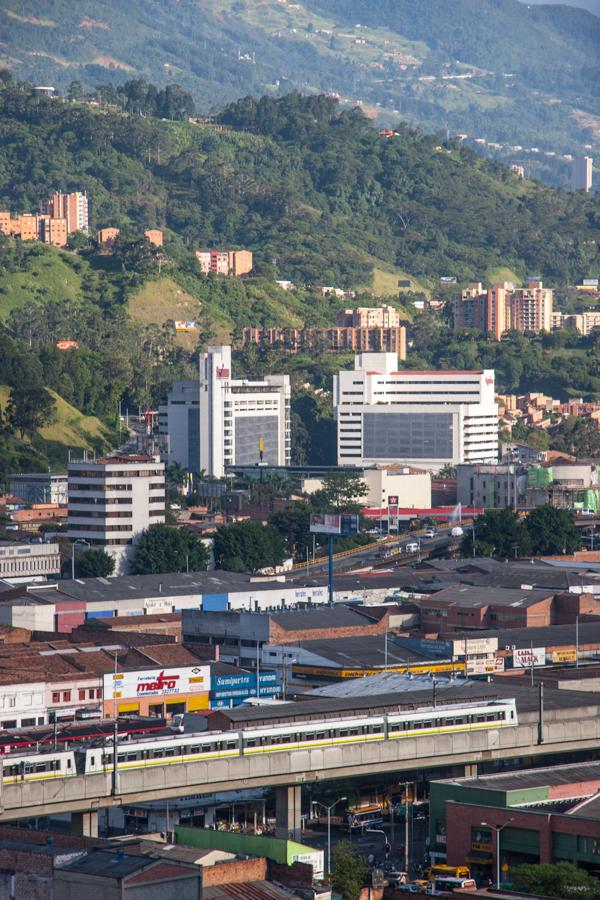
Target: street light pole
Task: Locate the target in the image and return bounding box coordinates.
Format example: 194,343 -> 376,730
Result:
481,820 -> 514,887
315,796 -> 347,879
71,539 -> 90,579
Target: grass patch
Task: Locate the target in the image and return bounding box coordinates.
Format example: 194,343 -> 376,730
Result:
0,247 -> 83,319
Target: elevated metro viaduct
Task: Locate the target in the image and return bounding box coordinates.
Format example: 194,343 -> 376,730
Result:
1,683 -> 599,839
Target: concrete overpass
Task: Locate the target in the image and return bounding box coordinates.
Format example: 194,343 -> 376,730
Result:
0,685 -> 599,837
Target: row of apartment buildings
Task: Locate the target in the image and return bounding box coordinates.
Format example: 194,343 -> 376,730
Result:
454,279 -> 553,338
97,227 -> 164,248
241,305 -> 407,356
0,191 -> 89,247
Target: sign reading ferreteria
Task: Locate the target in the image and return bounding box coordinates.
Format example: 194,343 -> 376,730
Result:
105,665 -> 210,700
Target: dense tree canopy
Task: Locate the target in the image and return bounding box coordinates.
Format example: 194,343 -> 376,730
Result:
213,522 -> 286,572
132,524 -> 209,575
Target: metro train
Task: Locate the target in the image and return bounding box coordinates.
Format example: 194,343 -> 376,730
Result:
0,698 -> 517,784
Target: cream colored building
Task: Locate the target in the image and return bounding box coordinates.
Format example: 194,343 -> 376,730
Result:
362,465 -> 431,510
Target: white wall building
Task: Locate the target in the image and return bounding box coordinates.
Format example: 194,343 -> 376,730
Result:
362,466 -> 432,509
334,353 -> 498,470
67,455 -> 165,574
199,345 -> 290,478
0,542 -> 61,583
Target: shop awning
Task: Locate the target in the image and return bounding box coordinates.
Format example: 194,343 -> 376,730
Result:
465,850 -> 493,864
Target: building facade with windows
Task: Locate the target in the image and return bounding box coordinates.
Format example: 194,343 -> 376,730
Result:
334,354 -> 498,470
159,380 -> 200,470
454,281 -> 553,339
0,542 -> 61,583
67,455 -> 165,574
199,345 -> 290,478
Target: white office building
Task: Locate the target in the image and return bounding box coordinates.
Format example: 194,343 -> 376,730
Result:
334,353 -> 498,471
67,455 -> 165,574
199,346 -> 291,478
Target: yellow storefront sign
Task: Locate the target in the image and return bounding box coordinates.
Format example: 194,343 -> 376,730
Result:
550,649 -> 577,663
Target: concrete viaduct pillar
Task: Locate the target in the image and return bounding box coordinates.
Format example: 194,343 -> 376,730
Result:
275,785 -> 302,841
71,810 -> 99,838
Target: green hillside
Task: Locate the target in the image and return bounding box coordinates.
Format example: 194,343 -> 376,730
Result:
0,84 -> 599,472
0,0 -> 597,174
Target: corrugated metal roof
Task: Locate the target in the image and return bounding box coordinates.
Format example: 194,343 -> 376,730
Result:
204,881 -> 297,900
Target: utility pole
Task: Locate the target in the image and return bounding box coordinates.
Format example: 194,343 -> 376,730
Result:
111,719 -> 120,796
404,782 -> 411,874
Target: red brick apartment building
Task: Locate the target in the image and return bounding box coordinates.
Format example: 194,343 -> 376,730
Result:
241,324 -> 406,357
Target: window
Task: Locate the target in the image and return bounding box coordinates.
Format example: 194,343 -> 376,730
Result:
63,691 -> 71,702
79,690 -> 85,701
52,692 -> 60,704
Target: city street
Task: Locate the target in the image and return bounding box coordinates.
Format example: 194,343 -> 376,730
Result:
302,815 -> 429,876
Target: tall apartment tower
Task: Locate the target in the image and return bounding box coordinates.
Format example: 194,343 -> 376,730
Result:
454,281 -> 552,339
199,345 -> 290,477
42,192 -> 89,233
67,455 -> 165,574
334,353 -> 498,470
159,380 -> 200,470
571,156 -> 593,192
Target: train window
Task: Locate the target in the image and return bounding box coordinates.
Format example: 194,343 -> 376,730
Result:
245,739 -> 256,747
370,724 -> 383,733
414,722 -> 423,729
486,714 -> 495,721
455,718 -> 464,725
315,732 -> 326,740
305,734 -> 315,741
164,749 -> 175,757
201,745 -> 211,753
153,750 -> 164,758
35,763 -> 46,773
348,729 -> 359,736
510,709 -> 515,719
226,741 -> 237,750
90,756 -> 95,767
338,729 -> 348,737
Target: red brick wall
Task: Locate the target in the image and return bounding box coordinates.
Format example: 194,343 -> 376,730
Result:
202,856 -> 268,885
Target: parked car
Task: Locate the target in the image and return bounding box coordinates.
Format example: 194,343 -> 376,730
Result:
423,528 -> 436,539
403,541 -> 420,553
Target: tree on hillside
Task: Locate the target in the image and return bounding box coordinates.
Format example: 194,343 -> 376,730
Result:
316,471 -> 368,512
6,384 -> 55,440
331,841 -> 367,899
525,505 -> 580,556
511,862 -> 600,899
132,524 -> 209,575
213,522 -> 286,572
462,509 -> 532,558
74,549 -> 115,578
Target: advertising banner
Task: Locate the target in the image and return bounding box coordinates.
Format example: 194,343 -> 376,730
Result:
513,647 -> 546,668
310,513 -> 341,535
105,665 -> 209,700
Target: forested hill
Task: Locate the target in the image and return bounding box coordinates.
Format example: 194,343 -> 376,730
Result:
0,84 -> 598,287
1,0 -> 598,163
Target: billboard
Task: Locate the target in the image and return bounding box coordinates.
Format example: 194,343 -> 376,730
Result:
310,513 -> 341,535
513,647 -> 546,668
104,665 -> 210,700
174,320 -> 198,332
310,513 -> 359,535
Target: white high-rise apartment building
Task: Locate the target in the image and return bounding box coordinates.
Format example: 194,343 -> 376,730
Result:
334,353 -> 498,471
199,345 -> 291,477
67,455 -> 165,574
571,156 -> 593,192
